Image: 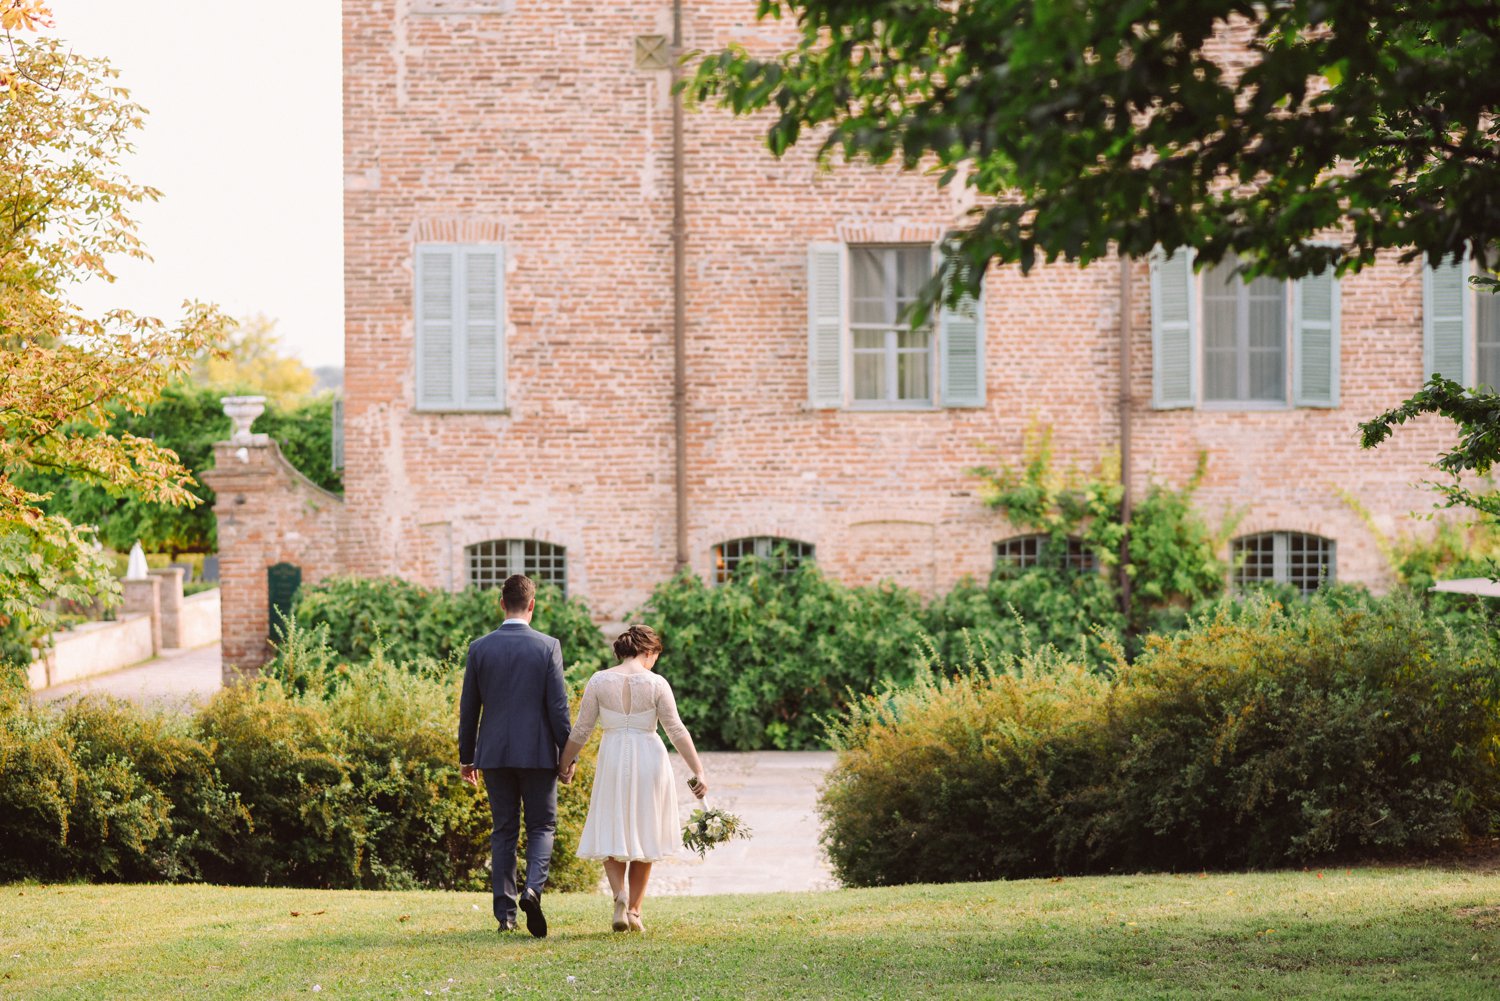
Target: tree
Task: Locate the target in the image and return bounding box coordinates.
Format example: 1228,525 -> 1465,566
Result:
1359,375 -> 1500,520
19,387 -> 230,556
0,3 -> 227,630
20,388 -> 343,560
690,1 -> 1500,303
192,313 -> 317,408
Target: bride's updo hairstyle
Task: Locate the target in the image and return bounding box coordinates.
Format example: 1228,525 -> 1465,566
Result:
612,624 -> 663,661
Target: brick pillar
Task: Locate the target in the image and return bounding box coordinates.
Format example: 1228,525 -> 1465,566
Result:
149,567 -> 185,648
201,397 -> 346,686
204,437 -> 275,683
121,576 -> 162,656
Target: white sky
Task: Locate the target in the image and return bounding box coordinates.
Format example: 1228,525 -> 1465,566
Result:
47,1 -> 344,368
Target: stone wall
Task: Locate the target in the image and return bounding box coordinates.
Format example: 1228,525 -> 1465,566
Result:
41,615 -> 156,688
177,589 -> 223,651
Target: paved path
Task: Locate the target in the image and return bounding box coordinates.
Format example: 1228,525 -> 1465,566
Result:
654,750 -> 839,895
37,642 -> 223,708
35,646 -> 840,893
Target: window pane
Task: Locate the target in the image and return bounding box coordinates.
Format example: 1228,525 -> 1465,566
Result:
1479,285 -> 1500,391
1233,532 -> 1333,595
1247,281 -> 1286,401
714,536 -> 815,583
850,248 -> 888,325
897,347 -> 930,401
895,247 -> 929,310
1202,258 -> 1240,402
853,351 -> 884,400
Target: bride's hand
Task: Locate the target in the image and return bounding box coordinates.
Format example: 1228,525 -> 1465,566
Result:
688,775 -> 708,799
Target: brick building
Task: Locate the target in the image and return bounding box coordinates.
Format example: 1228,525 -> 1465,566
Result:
210,2 -> 1480,675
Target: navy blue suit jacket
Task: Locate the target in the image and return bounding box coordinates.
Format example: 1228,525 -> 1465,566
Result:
458,621 -> 572,770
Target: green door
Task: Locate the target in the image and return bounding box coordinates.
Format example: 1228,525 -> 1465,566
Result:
267,562 -> 302,639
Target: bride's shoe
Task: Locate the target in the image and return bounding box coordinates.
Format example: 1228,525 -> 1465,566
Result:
626,909 -> 645,933
612,894 -> 629,933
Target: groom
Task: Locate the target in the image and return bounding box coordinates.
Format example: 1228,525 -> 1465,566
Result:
459,573 -> 575,938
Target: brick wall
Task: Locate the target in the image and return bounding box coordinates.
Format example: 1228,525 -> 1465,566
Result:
205,2 -> 1470,667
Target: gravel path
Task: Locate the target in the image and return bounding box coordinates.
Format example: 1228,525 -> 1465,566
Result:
36,642 -> 223,708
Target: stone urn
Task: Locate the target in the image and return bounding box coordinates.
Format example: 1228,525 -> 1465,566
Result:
221,395 -> 267,443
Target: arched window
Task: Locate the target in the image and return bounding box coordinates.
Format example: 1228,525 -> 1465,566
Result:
712,536 -> 815,584
994,534 -> 1098,573
1231,532 -> 1335,595
466,539 -> 567,595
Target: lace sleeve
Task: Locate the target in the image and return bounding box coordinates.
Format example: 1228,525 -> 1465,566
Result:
571,674 -> 600,744
655,675 -> 703,775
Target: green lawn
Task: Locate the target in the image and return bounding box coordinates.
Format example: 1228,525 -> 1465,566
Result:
2,868 -> 1497,1000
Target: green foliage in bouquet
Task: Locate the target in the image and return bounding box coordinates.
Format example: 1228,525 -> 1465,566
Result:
681,805 -> 752,858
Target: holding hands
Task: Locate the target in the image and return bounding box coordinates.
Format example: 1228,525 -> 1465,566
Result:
558,760 -> 578,785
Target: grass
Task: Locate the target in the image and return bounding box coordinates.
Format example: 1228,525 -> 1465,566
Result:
2,868 -> 1498,1000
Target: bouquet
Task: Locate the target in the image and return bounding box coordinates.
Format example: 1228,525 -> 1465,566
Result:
681,803 -> 752,858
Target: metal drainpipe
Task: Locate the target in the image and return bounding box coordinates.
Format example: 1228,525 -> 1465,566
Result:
670,0 -> 689,572
1118,253 -> 1134,623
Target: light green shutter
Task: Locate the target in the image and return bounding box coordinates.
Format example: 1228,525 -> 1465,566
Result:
807,243 -> 844,408
940,287 -> 985,407
1294,268 -> 1340,407
462,246 -> 506,408
415,244 -> 506,411
1150,246 -> 1196,408
415,246 -> 458,409
1424,256 -> 1470,384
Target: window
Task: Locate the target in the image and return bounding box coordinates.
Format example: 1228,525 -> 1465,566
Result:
1151,247 -> 1339,410
1201,255 -> 1287,403
330,396 -> 345,472
712,536 -> 815,584
465,539 -> 567,595
1231,532 -> 1335,595
1479,287 -> 1500,390
849,246 -> 935,405
806,242 -> 984,410
994,535 -> 1099,574
1429,253 -> 1500,391
415,243 -> 506,411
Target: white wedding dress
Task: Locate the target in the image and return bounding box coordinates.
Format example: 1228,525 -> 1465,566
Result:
573,670 -> 692,862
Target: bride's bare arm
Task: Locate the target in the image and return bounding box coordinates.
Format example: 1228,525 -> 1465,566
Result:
656,677 -> 707,791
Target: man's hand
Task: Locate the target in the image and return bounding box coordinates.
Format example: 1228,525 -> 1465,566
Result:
460,763 -> 481,788
558,761 -> 577,785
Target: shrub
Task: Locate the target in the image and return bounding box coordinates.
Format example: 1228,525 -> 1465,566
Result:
0,645 -> 602,893
636,559 -> 930,750
0,690 -> 246,884
922,565 -> 1125,669
1080,593 -> 1500,871
261,626 -> 601,892
292,575 -> 612,681
821,661 -> 1108,885
821,591 -> 1500,885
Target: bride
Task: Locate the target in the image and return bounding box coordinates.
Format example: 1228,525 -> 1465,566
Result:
557,624 -> 707,932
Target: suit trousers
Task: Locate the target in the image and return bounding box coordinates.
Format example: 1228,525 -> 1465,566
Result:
482,767 -> 558,922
